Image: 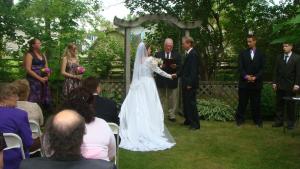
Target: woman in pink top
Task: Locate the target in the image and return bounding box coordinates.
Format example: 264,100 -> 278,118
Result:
63,87 -> 116,161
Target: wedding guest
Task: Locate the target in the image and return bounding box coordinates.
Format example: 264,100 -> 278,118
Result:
63,88 -> 116,161
61,43 -> 82,97
236,35 -> 265,128
154,38 -> 181,122
24,38 -> 51,113
0,84 -> 33,169
20,110 -> 117,169
82,77 -> 119,125
272,43 -> 300,129
0,133 -> 6,169
13,79 -> 44,128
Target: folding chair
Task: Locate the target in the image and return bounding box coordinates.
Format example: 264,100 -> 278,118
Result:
108,123 -> 120,168
3,133 -> 26,159
29,120 -> 43,156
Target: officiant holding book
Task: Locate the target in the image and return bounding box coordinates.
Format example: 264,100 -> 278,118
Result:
155,38 -> 181,122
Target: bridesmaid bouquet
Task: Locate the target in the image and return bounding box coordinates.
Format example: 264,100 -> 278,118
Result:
76,66 -> 85,74
41,67 -> 51,77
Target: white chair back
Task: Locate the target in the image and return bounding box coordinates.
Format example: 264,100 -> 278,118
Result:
29,120 -> 41,137
108,123 -> 120,168
3,133 -> 26,159
29,120 -> 43,156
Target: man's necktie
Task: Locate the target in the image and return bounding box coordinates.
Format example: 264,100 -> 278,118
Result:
284,55 -> 289,64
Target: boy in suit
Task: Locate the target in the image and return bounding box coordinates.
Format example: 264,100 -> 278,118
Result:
272,43 -> 300,129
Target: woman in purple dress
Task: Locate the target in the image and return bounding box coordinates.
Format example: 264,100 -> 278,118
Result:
0,84 -> 33,169
24,38 -> 51,111
61,43 -> 82,97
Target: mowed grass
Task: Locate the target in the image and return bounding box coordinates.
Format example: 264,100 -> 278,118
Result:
119,118 -> 300,169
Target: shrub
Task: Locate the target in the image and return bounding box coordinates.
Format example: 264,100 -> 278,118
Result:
261,84 -> 276,119
197,99 -> 235,122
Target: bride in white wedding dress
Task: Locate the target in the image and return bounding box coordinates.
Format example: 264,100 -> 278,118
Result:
119,42 -> 176,151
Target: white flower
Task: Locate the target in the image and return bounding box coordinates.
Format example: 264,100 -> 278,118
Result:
153,58 -> 163,66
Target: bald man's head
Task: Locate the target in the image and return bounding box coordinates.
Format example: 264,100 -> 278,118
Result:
53,110 -> 83,133
46,109 -> 85,159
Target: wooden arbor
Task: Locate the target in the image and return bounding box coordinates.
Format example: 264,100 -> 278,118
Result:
113,14 -> 202,93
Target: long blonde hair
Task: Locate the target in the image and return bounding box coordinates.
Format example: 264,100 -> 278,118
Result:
62,43 -> 78,62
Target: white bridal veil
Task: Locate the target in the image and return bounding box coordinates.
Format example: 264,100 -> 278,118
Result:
132,42 -> 148,82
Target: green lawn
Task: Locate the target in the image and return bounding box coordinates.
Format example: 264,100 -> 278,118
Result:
119,118 -> 300,169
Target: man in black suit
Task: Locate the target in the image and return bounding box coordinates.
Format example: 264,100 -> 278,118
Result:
177,36 -> 200,130
155,38 -> 181,122
236,35 -> 265,127
82,77 -> 119,125
20,110 -> 116,169
272,43 -> 300,129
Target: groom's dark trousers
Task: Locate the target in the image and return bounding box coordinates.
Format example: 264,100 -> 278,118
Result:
180,48 -> 200,129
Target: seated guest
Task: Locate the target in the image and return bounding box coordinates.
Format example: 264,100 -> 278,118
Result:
64,88 -> 116,161
0,133 -> 7,169
13,79 -> 44,127
82,77 -> 119,125
0,84 -> 33,169
13,80 -> 43,153
20,110 -> 116,169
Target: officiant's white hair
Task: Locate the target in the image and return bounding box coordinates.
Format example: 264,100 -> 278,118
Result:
164,38 -> 173,45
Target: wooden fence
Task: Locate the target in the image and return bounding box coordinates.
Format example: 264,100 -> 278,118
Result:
198,81 -> 239,106
99,80 -> 240,106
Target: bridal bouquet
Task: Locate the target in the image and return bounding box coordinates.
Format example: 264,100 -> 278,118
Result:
76,66 -> 85,74
153,58 -> 163,67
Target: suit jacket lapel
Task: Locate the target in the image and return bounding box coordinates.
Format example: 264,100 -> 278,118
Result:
253,49 -> 258,61
183,52 -> 190,67
245,49 -> 251,63
286,53 -> 294,65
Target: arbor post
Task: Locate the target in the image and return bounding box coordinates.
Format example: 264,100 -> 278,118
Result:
185,30 -> 190,37
124,28 -> 131,93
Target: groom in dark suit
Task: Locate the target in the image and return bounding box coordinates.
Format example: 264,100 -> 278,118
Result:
178,36 -> 200,130
272,43 -> 300,129
236,35 -> 265,127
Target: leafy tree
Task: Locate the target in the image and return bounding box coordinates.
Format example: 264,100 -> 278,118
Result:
272,7 -> 300,44
0,0 -> 16,53
13,0 -> 102,58
87,31 -> 124,78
